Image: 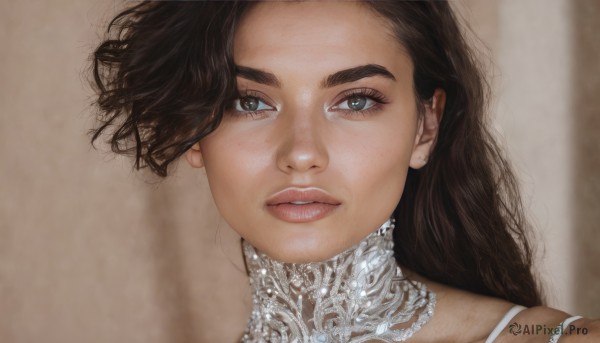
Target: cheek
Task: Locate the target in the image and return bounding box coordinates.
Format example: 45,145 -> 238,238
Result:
334,115 -> 416,211
339,114 -> 415,173
198,126 -> 270,214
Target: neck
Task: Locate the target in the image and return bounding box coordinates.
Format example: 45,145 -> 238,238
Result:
241,219 -> 436,343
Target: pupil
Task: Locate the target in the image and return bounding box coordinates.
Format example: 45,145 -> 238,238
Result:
241,97 -> 259,111
348,96 -> 366,110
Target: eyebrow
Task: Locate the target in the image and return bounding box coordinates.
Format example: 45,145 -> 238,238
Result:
235,64 -> 396,89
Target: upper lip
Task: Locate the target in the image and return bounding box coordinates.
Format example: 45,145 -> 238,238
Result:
266,188 -> 342,206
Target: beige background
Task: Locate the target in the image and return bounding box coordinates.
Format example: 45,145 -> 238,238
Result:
1,1 -> 598,342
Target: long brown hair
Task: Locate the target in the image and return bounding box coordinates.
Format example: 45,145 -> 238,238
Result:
89,1 -> 543,307
367,2 -> 544,307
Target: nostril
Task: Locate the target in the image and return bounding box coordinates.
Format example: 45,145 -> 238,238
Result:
285,163 -> 321,173
275,133 -> 329,173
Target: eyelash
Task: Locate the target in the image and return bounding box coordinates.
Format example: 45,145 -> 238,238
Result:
333,88 -> 389,117
228,88 -> 389,119
229,90 -> 272,119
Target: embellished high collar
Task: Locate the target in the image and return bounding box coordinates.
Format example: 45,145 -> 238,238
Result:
241,219 -> 436,343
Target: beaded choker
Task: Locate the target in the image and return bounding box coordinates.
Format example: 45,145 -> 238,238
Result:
241,218 -> 436,343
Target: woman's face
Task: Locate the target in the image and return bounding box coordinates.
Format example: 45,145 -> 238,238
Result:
186,1 -> 443,263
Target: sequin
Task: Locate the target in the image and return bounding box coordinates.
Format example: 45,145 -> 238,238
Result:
241,218 -> 436,342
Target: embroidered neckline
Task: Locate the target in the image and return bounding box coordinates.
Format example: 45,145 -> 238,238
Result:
241,218 -> 436,343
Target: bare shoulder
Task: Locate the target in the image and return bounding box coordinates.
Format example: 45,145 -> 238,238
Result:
494,306 -> 600,342
401,270 -> 518,342
401,269 -> 599,343
400,269 -> 599,342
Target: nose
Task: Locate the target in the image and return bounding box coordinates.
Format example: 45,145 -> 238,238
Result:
275,111 -> 329,174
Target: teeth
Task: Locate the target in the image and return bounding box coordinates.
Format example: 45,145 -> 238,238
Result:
290,201 -> 314,205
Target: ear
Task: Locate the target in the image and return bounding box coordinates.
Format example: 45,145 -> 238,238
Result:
409,88 -> 446,169
184,142 -> 204,168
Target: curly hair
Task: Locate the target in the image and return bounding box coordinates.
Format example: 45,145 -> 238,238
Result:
90,1 -> 544,307
90,2 -> 249,176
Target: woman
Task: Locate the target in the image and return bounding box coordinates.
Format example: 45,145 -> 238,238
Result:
89,1 -> 598,342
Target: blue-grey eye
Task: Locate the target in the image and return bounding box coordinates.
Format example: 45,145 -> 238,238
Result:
330,88 -> 387,116
346,95 -> 367,111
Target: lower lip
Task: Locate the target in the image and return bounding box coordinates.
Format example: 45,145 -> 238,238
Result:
266,203 -> 340,223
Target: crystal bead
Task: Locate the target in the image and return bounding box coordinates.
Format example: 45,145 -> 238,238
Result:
240,218 -> 436,342
311,331 -> 330,343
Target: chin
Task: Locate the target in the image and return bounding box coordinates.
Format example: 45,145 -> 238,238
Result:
237,213 -> 370,263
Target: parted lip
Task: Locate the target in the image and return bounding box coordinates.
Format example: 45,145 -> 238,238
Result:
266,188 -> 342,206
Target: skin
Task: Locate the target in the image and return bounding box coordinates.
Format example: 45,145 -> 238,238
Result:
185,2 -> 599,341
186,1 -> 444,263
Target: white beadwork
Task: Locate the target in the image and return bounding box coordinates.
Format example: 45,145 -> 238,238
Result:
242,218 -> 436,343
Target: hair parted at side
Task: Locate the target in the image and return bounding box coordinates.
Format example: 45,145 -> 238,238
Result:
89,1 -> 543,307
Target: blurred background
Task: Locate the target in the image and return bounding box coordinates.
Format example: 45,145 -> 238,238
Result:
0,0 -> 598,342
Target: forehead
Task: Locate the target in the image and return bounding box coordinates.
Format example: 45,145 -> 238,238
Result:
233,1 -> 412,81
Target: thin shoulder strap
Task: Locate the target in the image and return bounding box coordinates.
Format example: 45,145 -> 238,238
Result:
548,315 -> 583,343
485,305 -> 527,343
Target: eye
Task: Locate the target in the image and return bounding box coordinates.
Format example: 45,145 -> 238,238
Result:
234,96 -> 273,112
330,88 -> 389,117
337,95 -> 375,112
